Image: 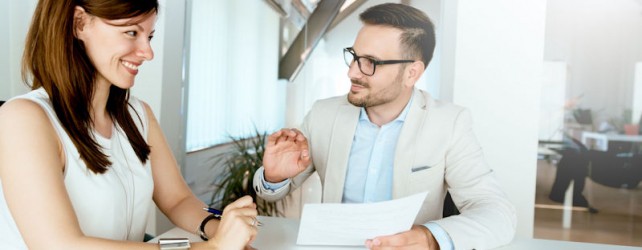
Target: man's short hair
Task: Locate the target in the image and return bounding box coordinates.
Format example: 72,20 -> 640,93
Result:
359,3 -> 436,69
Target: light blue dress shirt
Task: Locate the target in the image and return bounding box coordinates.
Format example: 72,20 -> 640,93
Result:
259,96 -> 453,250
341,100 -> 406,203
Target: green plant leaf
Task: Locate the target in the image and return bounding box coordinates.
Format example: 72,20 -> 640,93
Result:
209,129 -> 284,216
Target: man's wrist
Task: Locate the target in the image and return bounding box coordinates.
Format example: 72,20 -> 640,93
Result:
424,222 -> 453,250
419,225 -> 440,250
264,172 -> 285,183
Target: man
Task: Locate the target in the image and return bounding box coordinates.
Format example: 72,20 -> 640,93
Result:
253,3 -> 516,249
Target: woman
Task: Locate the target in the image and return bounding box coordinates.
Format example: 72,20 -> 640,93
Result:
0,0 -> 257,249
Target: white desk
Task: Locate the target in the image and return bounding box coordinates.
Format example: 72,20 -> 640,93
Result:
152,216 -> 641,250
581,131 -> 642,151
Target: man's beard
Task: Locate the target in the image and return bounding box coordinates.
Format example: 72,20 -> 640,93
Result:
347,70 -> 404,108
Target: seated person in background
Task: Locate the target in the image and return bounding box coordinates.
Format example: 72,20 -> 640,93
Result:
253,3 -> 516,250
548,135 -> 597,213
0,0 -> 257,249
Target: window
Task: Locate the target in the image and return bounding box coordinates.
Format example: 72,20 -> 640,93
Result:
185,0 -> 285,152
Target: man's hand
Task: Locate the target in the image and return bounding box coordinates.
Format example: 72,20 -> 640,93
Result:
262,128 -> 311,183
365,225 -> 440,250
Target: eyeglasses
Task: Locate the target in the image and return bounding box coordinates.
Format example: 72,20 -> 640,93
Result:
343,47 -> 415,76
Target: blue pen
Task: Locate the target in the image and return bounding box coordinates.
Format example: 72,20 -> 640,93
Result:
203,207 -> 262,226
202,207 -> 223,219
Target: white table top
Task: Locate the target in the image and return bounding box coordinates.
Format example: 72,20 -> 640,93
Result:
152,216 -> 641,250
581,131 -> 642,151
582,131 -> 642,142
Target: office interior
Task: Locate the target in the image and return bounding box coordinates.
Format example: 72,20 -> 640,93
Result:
1,0 -> 640,248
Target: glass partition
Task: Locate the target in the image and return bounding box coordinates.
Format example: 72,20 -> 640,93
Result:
535,0 -> 642,247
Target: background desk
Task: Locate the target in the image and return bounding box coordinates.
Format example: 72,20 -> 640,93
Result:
581,131 -> 642,151
152,216 -> 641,249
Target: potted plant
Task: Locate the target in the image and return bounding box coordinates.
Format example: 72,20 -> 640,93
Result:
208,130 -> 283,216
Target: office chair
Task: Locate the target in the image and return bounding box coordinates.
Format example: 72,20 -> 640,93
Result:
443,192 -> 460,217
573,109 -> 593,126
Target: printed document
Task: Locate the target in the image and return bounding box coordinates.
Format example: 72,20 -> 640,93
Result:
296,191 -> 428,246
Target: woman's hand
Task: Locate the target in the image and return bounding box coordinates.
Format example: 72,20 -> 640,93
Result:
207,196 -> 258,250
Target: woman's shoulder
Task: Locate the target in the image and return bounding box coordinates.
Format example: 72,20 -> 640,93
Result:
126,95 -> 154,136
0,97 -> 50,123
0,98 -> 58,145
127,95 -> 150,115
0,89 -> 52,123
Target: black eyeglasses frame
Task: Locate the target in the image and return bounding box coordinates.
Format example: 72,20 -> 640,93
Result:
343,47 -> 415,76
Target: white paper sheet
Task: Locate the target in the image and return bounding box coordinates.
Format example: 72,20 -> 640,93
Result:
296,191 -> 428,246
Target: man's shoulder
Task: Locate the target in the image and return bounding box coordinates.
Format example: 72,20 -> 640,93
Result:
416,89 -> 467,117
302,95 -> 356,126
314,95 -> 349,107
307,94 -> 353,114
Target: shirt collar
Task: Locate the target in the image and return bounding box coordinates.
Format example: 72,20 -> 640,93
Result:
358,92 -> 415,124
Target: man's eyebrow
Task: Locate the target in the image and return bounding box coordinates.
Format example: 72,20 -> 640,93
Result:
361,53 -> 380,60
353,49 -> 380,60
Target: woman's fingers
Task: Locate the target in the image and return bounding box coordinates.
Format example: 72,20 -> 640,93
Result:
224,196 -> 254,210
210,196 -> 260,249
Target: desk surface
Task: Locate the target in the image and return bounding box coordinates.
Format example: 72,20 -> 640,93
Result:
582,131 -> 642,142
152,216 -> 641,249
581,131 -> 642,151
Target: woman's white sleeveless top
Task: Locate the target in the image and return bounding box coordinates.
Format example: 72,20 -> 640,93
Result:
0,88 -> 154,248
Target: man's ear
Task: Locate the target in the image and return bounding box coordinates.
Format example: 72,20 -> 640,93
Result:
73,6 -> 88,39
404,60 -> 426,88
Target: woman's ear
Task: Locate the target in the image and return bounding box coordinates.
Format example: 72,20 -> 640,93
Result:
73,6 -> 88,39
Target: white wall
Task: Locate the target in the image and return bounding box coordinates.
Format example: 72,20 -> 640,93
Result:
0,0 -> 9,98
444,0 -> 546,238
1,0 -> 34,100
539,61 -> 568,141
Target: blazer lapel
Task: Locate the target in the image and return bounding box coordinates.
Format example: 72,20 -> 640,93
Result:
393,90 -> 429,198
322,104 -> 359,203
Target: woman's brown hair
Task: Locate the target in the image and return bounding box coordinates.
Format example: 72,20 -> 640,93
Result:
22,0 -> 158,174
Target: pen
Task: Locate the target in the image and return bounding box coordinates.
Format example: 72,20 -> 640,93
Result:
202,207 -> 223,219
202,207 -> 262,226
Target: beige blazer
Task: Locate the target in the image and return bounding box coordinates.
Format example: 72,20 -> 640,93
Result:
254,89 -> 516,249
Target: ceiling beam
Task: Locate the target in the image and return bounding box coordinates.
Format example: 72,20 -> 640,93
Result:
278,0 -> 346,81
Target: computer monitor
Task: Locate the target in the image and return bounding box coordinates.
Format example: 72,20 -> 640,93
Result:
573,109 -> 593,125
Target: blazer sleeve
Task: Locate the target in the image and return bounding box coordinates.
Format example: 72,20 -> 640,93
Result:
431,109 -> 517,250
